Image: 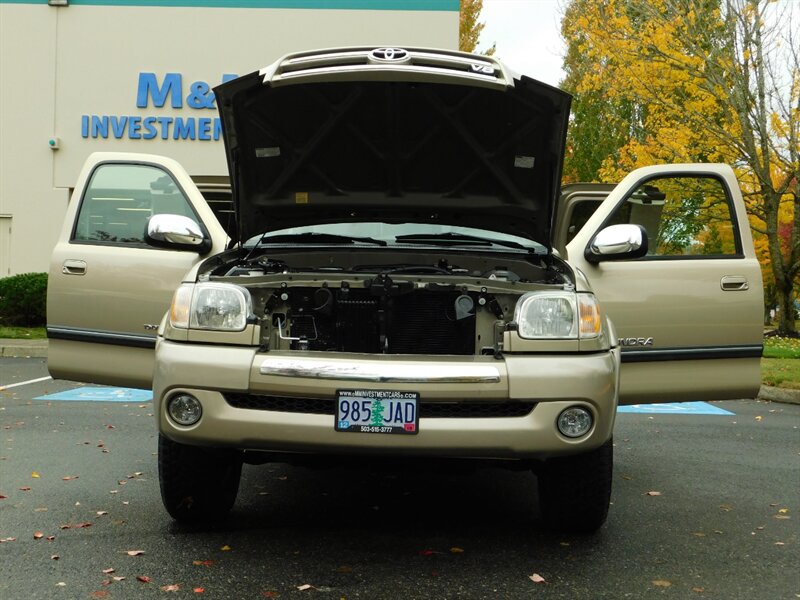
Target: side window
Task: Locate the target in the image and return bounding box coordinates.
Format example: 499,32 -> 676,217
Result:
606,175 -> 740,257
73,164 -> 196,245
566,199 -> 602,244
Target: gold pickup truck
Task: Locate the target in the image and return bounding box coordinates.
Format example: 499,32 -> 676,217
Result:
46,47 -> 763,532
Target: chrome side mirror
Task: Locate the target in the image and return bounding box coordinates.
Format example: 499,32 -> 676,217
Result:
145,214 -> 211,254
585,224 -> 648,263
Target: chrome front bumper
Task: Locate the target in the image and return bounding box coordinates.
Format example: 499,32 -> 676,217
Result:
153,342 -> 620,459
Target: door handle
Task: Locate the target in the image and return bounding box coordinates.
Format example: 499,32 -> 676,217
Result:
720,275 -> 748,291
62,259 -> 87,275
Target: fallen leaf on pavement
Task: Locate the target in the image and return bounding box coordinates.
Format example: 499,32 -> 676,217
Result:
136,575 -> 151,583
692,587 -> 705,593
56,583 -> 66,587
221,545 -> 232,551
0,494 -> 7,499
161,584 -> 180,592
296,584 -> 313,591
653,580 -> 672,588
692,532 -> 707,537
719,504 -> 734,512
194,588 -> 205,593
419,549 -> 442,556
46,535 -> 55,541
449,547 -> 465,554
90,592 -> 108,598
779,508 -> 789,514
112,577 -> 126,582
33,531 -> 44,539
19,487 -> 31,492
62,476 -> 78,481
75,522 -> 92,528
51,555 -> 59,560
529,573 -> 546,583
96,511 -> 108,516
335,566 -> 353,574
775,542 -> 785,546
645,491 -> 662,496
126,550 -> 145,556
755,416 -> 763,421
31,471 -> 40,478
262,592 -> 279,598
102,568 -> 115,574
59,524 -> 71,530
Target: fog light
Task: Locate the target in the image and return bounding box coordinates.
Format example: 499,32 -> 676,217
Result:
167,394 -> 202,426
557,406 -> 593,438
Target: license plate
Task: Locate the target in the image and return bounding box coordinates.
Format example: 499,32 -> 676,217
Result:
335,390 -> 419,435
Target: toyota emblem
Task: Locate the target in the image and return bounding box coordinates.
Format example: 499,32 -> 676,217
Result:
369,47 -> 410,63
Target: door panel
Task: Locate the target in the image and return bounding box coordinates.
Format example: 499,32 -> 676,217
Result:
566,164 -> 763,404
47,153 -> 228,389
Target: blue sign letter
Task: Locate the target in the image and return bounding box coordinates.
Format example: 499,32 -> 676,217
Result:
136,72 -> 183,109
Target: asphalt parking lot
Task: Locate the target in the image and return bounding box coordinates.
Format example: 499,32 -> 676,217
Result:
1,357 -> 798,599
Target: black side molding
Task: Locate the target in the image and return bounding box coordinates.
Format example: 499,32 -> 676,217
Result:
621,345 -> 763,363
47,326 -> 156,349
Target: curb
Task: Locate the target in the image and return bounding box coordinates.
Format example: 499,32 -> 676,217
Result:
0,339 -> 48,358
758,385 -> 800,406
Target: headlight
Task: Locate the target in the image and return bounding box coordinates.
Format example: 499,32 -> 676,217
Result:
169,283 -> 252,332
514,291 -> 601,340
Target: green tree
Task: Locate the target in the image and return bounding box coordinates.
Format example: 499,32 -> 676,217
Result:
370,399 -> 386,426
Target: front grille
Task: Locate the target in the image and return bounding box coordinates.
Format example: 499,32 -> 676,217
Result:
223,393 -> 536,419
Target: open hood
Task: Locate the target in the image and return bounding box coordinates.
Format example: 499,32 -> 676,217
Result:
214,47 -> 571,250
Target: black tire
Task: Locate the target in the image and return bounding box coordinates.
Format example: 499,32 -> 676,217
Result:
536,438 -> 613,533
158,434 -> 243,522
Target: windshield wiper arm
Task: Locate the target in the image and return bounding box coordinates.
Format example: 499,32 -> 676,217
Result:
394,232 -> 527,250
259,233 -> 387,246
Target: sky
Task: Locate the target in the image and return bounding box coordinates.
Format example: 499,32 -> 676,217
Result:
478,0 -> 567,87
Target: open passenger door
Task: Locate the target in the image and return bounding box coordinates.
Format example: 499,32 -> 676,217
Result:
564,164 -> 763,404
47,153 -> 228,389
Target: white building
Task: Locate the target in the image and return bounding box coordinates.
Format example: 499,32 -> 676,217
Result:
0,0 -> 459,276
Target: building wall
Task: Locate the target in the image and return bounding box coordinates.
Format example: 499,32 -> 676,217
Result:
0,0 -> 459,275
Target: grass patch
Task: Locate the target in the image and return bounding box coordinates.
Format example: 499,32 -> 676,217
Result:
761,358 -> 800,390
763,335 -> 800,359
0,326 -> 46,339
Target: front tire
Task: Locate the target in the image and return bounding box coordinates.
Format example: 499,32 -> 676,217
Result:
536,439 -> 613,533
158,434 -> 242,522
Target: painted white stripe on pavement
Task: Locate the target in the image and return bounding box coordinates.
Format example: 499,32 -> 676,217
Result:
0,376 -> 52,391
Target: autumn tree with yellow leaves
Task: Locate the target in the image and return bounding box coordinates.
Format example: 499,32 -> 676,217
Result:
561,0 -> 799,334
460,0 -> 495,55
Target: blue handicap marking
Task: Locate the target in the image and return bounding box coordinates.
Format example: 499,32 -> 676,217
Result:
617,401 -> 734,415
34,386 -> 152,403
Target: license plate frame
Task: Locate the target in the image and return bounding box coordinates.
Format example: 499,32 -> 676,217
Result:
335,389 -> 419,435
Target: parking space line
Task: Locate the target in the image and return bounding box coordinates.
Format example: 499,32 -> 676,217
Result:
0,375 -> 52,391
34,386 -> 153,402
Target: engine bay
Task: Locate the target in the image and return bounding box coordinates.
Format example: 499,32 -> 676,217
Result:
199,248 -> 574,356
